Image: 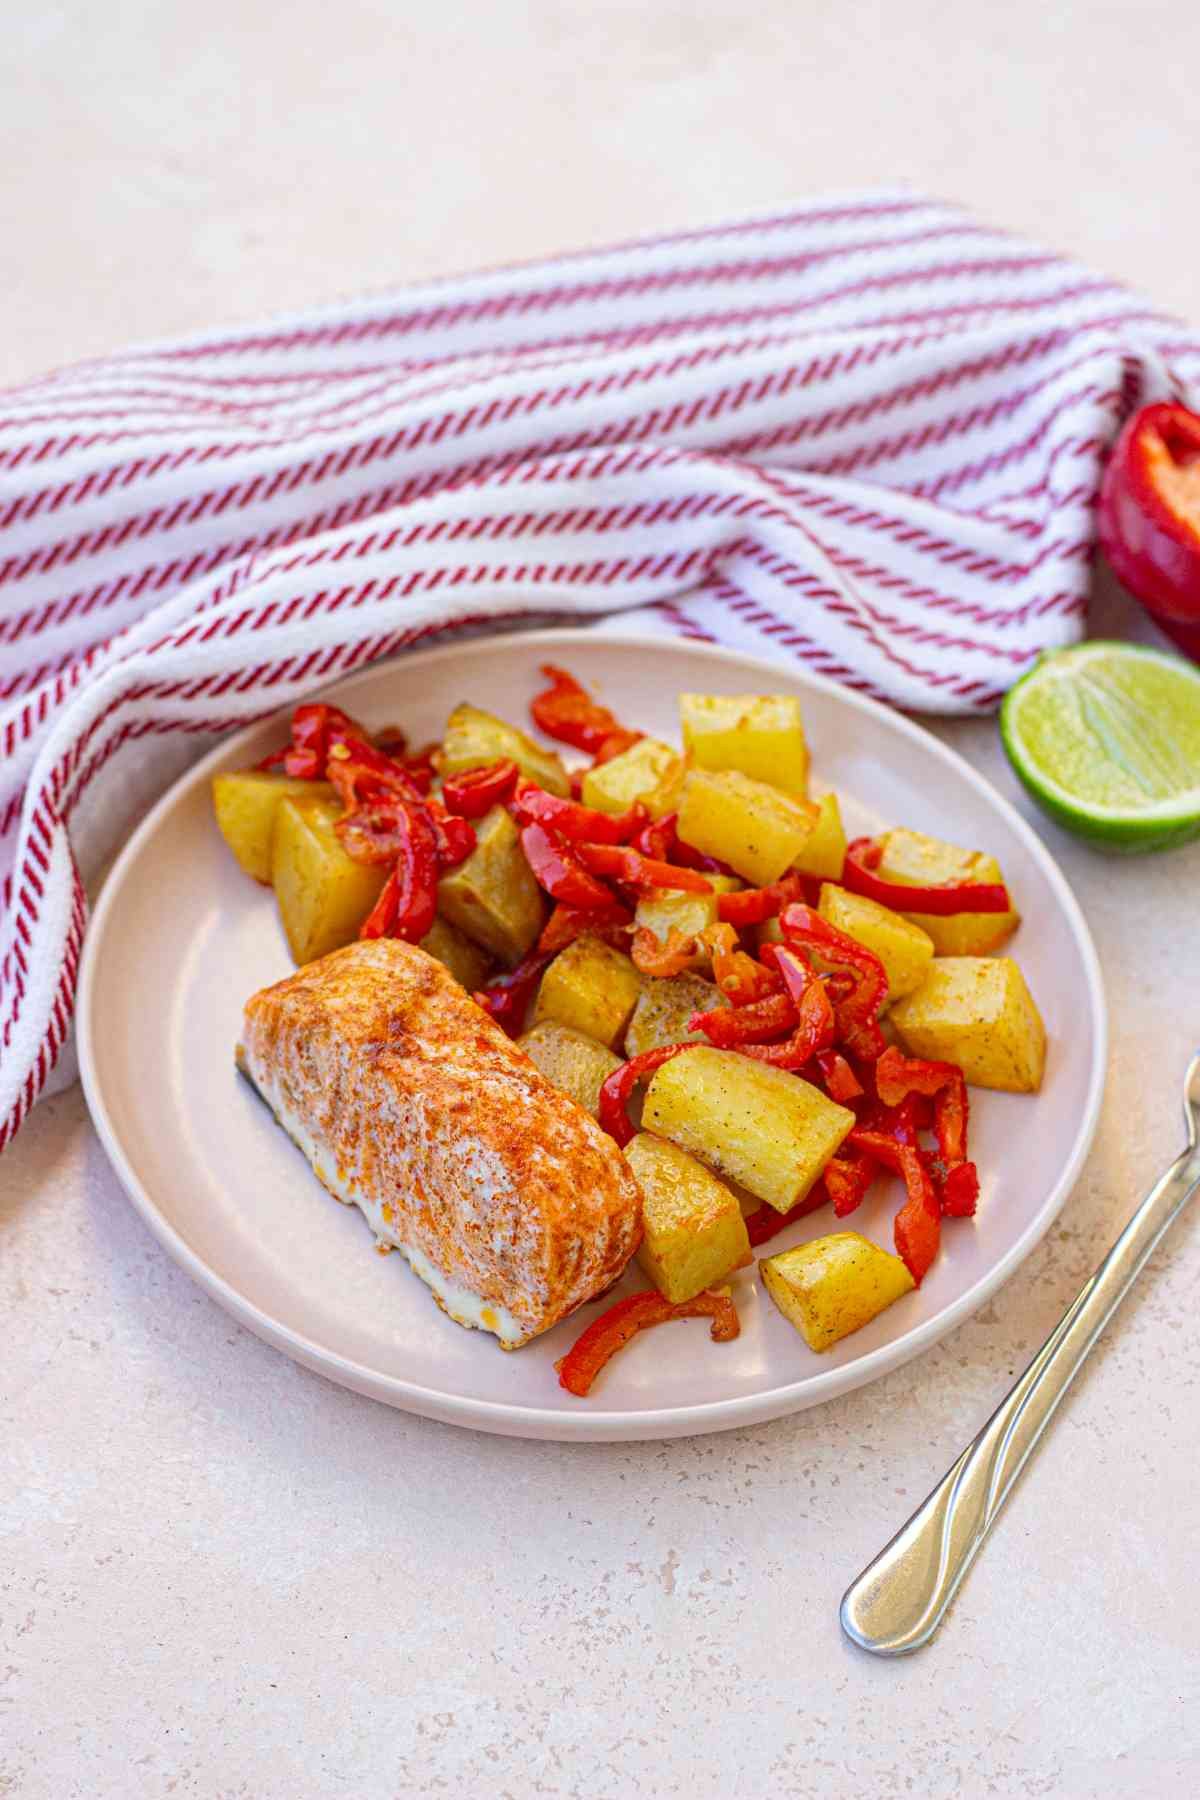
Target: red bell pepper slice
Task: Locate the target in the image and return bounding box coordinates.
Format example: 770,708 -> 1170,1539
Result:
743,1185 -> 831,1248
842,836 -> 1012,916
597,1043 -> 698,1147
519,823 -> 618,909
941,1162 -> 980,1218
823,1147 -> 879,1219
688,989 -> 796,1048
255,702 -> 365,779
717,872 -> 806,927
556,1287 -> 740,1396
538,900 -> 634,954
848,1113 -> 941,1284
425,796 -> 477,871
510,783 -> 643,844
630,926 -> 700,978
530,664 -> 642,760
356,804 -> 440,945
575,844 -> 712,895
730,948 -> 836,1069
702,924 -> 783,1006
813,1049 -> 864,1103
1098,401 -> 1200,655
631,812 -> 730,873
875,1044 -> 976,1202
778,903 -> 888,1061
441,759 -> 520,818
474,950 -> 556,1037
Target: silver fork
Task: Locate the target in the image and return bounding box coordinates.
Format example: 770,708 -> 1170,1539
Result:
841,1052 -> 1200,1656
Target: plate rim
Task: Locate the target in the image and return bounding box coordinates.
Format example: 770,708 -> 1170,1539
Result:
77,627 -> 1108,1441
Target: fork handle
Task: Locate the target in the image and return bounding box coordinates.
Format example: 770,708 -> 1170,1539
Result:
840,1144 -> 1200,1656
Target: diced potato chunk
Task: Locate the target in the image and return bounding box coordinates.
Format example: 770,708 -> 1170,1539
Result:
580,737 -> 683,817
876,827 -> 1020,956
643,1047 -> 855,1212
533,935 -> 643,1049
889,956 -> 1046,1092
679,692 -> 809,795
419,916 -> 492,992
792,791 -> 846,880
517,1022 -> 621,1119
440,701 -> 569,796
761,1233 -> 915,1352
634,875 -> 742,971
624,973 -> 727,1057
817,883 -> 934,1004
272,797 -> 386,965
626,1132 -> 752,1302
212,770 -> 335,884
677,769 -> 818,886
437,804 -> 545,966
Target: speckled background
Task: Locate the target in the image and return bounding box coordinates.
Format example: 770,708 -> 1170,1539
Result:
4,4 -> 1200,1795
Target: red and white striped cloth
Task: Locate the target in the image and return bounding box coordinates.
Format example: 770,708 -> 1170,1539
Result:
2,188 -> 1198,1150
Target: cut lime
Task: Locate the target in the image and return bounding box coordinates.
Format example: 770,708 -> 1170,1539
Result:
1000,642 -> 1200,852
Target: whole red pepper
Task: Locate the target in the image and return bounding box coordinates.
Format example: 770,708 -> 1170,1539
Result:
441,759 -> 520,818
510,782 -> 643,844
556,1288 -> 739,1397
597,1043 -> 698,1147
474,950 -> 556,1037
519,823 -> 618,910
842,836 -> 1012,917
575,844 -> 713,895
530,664 -> 642,759
1098,401 -> 1200,656
779,903 -> 888,1062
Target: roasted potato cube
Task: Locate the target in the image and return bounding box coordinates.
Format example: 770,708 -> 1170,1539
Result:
272,797 -> 386,965
212,770 -> 335,884
677,769 -> 818,886
580,736 -> 684,817
437,804 -> 545,966
533,935 -> 643,1049
517,1021 -> 621,1118
626,1132 -> 753,1302
440,701 -> 569,796
889,956 -> 1046,1091
419,916 -> 492,992
679,692 -> 809,795
643,1047 -> 854,1212
792,791 -> 846,880
634,875 -> 742,970
876,827 -> 1019,955
624,972 -> 728,1056
761,1233 -> 915,1352
817,883 -> 934,1003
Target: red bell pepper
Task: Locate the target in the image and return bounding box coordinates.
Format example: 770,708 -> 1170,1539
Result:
530,664 -> 642,760
743,1185 -> 831,1248
538,900 -> 633,954
1098,401 -> 1200,655
732,948 -> 835,1069
255,702 -> 365,779
510,783 -> 643,844
631,812 -> 730,873
717,872 -> 806,927
688,990 -> 796,1048
474,950 -> 555,1037
356,804 -> 440,944
875,1044 -> 977,1206
778,903 -> 888,1061
425,796 -> 477,871
702,924 -> 784,1006
842,836 -> 1012,916
597,1043 -> 698,1147
574,844 -> 713,895
849,1109 -> 941,1284
519,823 -> 617,909
813,1049 -> 864,1104
556,1287 -> 740,1396
441,759 -> 520,818
941,1162 -> 980,1218
823,1148 -> 878,1219
630,926 -> 700,978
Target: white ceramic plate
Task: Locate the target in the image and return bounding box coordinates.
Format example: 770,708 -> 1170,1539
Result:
78,630 -> 1106,1441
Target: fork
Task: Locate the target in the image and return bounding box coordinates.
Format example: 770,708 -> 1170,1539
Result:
841,1051 -> 1200,1656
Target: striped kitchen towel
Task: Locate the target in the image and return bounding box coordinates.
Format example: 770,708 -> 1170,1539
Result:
2,187 -> 1198,1149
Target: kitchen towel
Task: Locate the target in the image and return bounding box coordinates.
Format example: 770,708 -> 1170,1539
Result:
2,187 -> 1198,1149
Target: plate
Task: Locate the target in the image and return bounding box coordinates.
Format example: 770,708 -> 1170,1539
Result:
77,630 -> 1106,1441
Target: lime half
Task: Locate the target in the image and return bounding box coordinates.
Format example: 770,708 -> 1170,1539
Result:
1000,641 -> 1200,852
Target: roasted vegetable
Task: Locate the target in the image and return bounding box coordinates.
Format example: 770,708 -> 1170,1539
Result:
533,934 -> 644,1049
760,1232 -> 915,1352
633,875 -> 742,970
889,956 -> 1046,1092
791,790 -> 846,880
517,1021 -> 622,1118
212,771 -> 335,884
679,692 -> 809,795
677,769 -> 818,885
626,1132 -> 753,1302
642,1046 -> 855,1213
875,827 -> 1020,955
440,701 -> 570,797
419,915 -> 492,992
817,883 -> 935,1004
271,796 -> 386,964
623,972 -> 728,1057
579,736 -> 684,817
436,803 -> 546,965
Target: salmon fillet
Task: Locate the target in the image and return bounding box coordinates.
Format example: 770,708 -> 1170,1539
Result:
237,938 -> 643,1347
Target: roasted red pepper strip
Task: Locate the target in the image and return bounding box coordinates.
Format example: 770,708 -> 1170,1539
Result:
941,1162 -> 980,1218
356,805 -> 440,944
474,950 -> 555,1037
731,948 -> 836,1069
813,1049 -> 865,1104
326,736 -> 423,811
425,796 -> 477,871
875,1044 -> 972,1176
256,702 -> 365,777
530,664 -> 642,759
631,812 -> 730,873
510,782 -> 643,844
823,1148 -> 879,1219
842,836 -> 1012,916
598,1043 -> 697,1147
538,900 -> 633,954
779,903 -> 887,1061
630,927 -> 700,978
519,822 -> 618,909
848,1116 -> 941,1284
717,872 -> 806,927
575,844 -> 712,895
1098,401 -> 1200,656
556,1287 -> 740,1396
441,759 -> 520,818
743,1185 -> 831,1248
688,990 -> 796,1047
701,924 -> 783,1005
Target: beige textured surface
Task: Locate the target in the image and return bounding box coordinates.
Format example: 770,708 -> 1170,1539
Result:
4,3 -> 1200,1795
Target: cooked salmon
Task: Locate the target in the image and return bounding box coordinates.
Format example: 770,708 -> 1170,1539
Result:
237,938 -> 643,1347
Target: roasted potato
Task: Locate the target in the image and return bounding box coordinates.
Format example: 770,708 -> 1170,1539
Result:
792,790 -> 846,880
679,692 -> 809,795
626,1132 -> 753,1302
677,769 -> 818,886
212,770 -> 335,884
440,701 -> 570,796
817,883 -> 934,1003
875,827 -> 1020,955
579,736 -> 684,817
760,1232 -> 915,1352
533,935 -> 643,1049
642,1047 -> 855,1213
889,955 -> 1046,1091
623,972 -> 727,1056
437,804 -> 545,965
419,915 -> 492,992
517,1021 -> 621,1118
633,874 -> 742,970
272,796 -> 386,964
